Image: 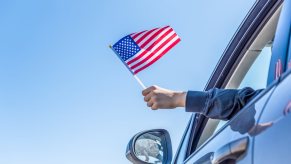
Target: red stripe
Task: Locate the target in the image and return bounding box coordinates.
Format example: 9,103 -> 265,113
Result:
144,28 -> 173,51
130,33 -> 177,70
127,28 -> 174,65
139,26 -> 170,48
131,30 -> 146,40
135,28 -> 159,44
133,38 -> 181,74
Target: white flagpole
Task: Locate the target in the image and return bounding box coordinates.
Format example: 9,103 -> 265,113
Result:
133,75 -> 146,89
109,45 -> 146,89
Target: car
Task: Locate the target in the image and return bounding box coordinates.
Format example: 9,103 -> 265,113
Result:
125,0 -> 291,163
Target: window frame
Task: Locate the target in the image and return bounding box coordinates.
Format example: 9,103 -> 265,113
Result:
267,0 -> 291,83
172,114 -> 196,163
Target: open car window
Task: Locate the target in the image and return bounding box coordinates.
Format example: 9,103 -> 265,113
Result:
194,4 -> 282,151
226,5 -> 282,90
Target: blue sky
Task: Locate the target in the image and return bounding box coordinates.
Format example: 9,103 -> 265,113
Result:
0,0 -> 255,163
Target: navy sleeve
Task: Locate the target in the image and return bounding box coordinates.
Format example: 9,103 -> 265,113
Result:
185,87 -> 263,120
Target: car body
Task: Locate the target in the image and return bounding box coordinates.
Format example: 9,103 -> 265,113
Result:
126,0 -> 291,163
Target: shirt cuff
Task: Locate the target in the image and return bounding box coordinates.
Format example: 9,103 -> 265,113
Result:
185,90 -> 208,113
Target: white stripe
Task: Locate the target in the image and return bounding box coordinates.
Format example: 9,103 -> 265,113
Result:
131,30 -> 148,42
131,36 -> 179,72
127,31 -> 176,67
140,27 -> 171,50
135,28 -> 161,46
130,32 -> 140,38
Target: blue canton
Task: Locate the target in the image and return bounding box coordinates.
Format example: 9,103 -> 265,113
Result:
113,35 -> 141,61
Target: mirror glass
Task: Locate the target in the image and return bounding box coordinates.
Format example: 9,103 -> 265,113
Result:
134,132 -> 164,164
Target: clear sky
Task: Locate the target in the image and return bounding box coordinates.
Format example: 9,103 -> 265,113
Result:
0,0 -> 255,163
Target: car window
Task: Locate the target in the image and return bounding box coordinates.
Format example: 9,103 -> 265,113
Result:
225,4 -> 282,90
194,4 -> 282,151
238,45 -> 272,89
212,44 -> 272,135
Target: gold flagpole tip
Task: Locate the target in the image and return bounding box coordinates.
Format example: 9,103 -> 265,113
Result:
109,45 -> 112,49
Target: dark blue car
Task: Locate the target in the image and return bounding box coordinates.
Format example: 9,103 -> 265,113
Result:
126,0 -> 291,163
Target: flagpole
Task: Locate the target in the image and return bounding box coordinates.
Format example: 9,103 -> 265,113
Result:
133,75 -> 146,89
109,45 -> 146,89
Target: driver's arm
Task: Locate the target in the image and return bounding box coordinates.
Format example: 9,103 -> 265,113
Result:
142,86 -> 262,120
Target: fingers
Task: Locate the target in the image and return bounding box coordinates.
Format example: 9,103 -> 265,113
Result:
151,104 -> 158,110
144,91 -> 154,102
142,85 -> 158,96
142,85 -> 160,110
145,94 -> 159,110
147,101 -> 153,107
147,100 -> 158,110
145,95 -> 159,110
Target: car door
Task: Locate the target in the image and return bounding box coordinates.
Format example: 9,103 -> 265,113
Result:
176,0 -> 285,163
254,71 -> 291,164
254,0 -> 291,163
172,114 -> 196,164
184,85 -> 277,164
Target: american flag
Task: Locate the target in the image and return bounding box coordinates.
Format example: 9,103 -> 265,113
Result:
112,26 -> 181,74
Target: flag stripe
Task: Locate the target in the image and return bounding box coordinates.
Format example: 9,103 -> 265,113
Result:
137,28 -> 162,48
135,28 -> 159,45
126,28 -> 174,65
141,27 -> 172,51
130,32 -> 177,69
133,38 -> 181,74
132,36 -> 179,71
131,30 -> 148,41
139,26 -> 170,49
131,30 -> 146,40
141,27 -> 171,50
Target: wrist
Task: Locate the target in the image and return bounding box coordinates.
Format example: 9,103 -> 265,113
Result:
174,91 -> 187,107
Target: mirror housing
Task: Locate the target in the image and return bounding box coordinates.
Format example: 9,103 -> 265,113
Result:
126,129 -> 172,164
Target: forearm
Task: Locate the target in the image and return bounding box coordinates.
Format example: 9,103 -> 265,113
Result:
173,91 -> 187,107
185,87 -> 263,120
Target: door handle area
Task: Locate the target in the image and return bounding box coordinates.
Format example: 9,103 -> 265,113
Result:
211,137 -> 249,164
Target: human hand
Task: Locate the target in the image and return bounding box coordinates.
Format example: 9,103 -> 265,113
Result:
142,85 -> 186,110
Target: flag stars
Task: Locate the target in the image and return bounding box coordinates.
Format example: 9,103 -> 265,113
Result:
113,35 -> 141,61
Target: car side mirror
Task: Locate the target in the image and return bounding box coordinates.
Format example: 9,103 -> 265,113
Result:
126,129 -> 172,164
